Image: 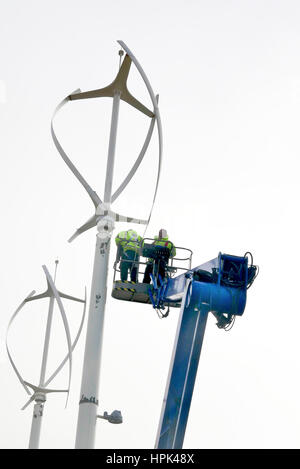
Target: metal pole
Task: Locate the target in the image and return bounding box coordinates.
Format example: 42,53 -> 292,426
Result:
104,91 -> 121,204
28,398 -> 46,449
75,91 -> 120,449
28,295 -> 55,449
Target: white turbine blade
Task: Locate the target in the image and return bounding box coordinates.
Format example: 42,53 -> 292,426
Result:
68,214 -> 98,243
44,288 -> 87,388
70,54 -> 153,117
68,231 -> 80,243
111,112 -> 156,203
94,205 -> 147,225
24,290 -> 51,302
21,385 -> 68,410
42,266 -> 72,407
6,291 -> 36,396
24,381 -> 68,394
121,90 -> 154,117
51,90 -> 101,209
21,395 -> 36,411
118,42 -> 158,110
121,87 -> 154,117
117,41 -> 163,230
23,381 -> 40,393
57,291 -> 85,303
145,93 -> 162,229
44,388 -> 68,394
69,85 -> 114,100
112,212 -> 148,225
115,53 -> 154,117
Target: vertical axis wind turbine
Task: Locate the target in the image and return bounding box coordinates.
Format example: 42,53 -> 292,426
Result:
6,262 -> 86,449
51,41 -> 162,449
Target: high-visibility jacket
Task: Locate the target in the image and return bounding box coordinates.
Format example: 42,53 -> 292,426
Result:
115,230 -> 142,254
153,236 -> 176,258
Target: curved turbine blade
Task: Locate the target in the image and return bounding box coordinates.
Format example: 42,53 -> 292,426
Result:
6,291 -> 36,396
117,41 -> 163,229
44,287 -> 87,388
51,90 -> 101,209
111,111 -> 156,203
117,42 -> 159,112
42,266 -> 72,407
116,54 -> 153,117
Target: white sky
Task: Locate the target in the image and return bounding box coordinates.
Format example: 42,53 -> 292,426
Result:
1,0 -> 300,449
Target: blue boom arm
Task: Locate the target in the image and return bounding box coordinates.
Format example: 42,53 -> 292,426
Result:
154,252 -> 256,448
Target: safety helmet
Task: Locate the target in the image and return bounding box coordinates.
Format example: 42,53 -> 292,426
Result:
159,229 -> 168,239
127,229 -> 138,239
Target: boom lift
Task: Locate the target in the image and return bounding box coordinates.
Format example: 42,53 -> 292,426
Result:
112,242 -> 258,448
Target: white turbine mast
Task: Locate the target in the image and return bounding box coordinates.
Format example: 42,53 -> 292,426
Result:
6,262 -> 86,449
51,40 -> 162,448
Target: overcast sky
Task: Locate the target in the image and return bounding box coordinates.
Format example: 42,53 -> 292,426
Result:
1,0 -> 300,449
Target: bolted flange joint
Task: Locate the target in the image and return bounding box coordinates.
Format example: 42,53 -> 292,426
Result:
34,392 -> 46,403
97,215 -> 115,240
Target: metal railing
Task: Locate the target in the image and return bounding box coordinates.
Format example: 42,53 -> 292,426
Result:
113,238 -> 193,284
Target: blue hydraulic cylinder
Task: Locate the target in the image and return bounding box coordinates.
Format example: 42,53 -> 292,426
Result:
193,279 -> 246,316
164,253 -> 248,316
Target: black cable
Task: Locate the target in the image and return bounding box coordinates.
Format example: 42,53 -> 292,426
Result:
224,315 -> 235,331
247,264 -> 259,289
244,251 -> 253,266
155,305 -> 169,319
244,251 -> 259,289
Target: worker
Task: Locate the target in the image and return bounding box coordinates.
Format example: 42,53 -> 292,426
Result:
143,229 -> 176,285
115,229 -> 142,283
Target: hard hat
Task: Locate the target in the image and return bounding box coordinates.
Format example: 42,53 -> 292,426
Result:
159,229 -> 168,239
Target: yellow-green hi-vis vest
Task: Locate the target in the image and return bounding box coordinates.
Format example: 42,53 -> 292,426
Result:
153,236 -> 176,258
115,230 -> 142,254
